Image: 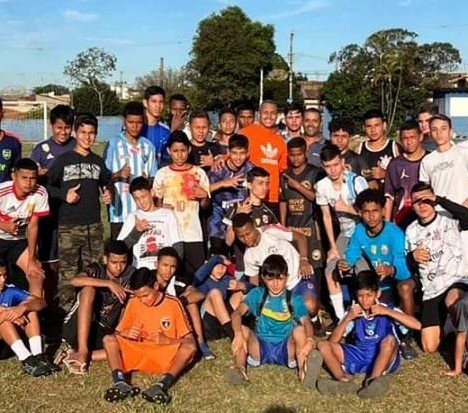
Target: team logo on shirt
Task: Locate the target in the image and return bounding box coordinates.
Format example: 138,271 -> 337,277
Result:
161,317 -> 171,330
260,143 -> 279,165
380,245 -> 389,256
41,143 -> 50,153
370,245 -> 378,255
311,249 -> 322,261
2,149 -> 11,160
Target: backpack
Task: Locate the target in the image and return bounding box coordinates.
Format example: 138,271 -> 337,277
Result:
255,288 -> 294,319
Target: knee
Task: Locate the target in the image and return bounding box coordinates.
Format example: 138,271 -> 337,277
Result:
304,296 -> 318,316
380,335 -> 397,351
80,286 -> 96,300
317,340 -> 331,353
398,281 -> 414,297
207,288 -> 223,300
422,341 -> 438,354
102,334 -> 117,348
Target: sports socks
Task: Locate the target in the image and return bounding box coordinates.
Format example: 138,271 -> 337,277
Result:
330,292 -> 345,320
11,340 -> 32,361
29,336 -> 42,356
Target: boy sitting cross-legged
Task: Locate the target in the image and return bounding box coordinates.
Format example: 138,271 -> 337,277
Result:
315,270 -> 421,398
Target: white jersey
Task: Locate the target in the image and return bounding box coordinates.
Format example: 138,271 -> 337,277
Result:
0,181 -> 49,241
117,208 -> 181,269
406,214 -> 468,300
243,225 -> 300,290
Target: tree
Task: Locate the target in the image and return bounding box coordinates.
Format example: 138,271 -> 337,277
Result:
134,66 -> 191,99
188,6 -> 276,109
33,84 -> 70,95
323,29 -> 461,133
64,47 -> 117,116
72,84 -> 121,116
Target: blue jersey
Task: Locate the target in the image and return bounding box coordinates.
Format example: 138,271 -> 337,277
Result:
0,134 -> 21,183
245,287 -> 307,343
30,137 -> 76,171
141,122 -> 171,167
0,285 -> 29,307
194,256 -> 231,299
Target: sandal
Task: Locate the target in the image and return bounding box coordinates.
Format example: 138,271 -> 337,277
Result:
53,343 -> 72,366
141,383 -> 172,405
63,358 -> 88,375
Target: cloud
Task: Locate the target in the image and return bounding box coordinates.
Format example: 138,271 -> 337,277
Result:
261,0 -> 332,20
63,10 -> 98,22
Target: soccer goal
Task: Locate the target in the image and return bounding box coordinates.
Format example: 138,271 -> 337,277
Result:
1,100 -> 48,142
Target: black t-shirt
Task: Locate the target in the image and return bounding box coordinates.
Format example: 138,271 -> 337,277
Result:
225,202 -> 278,228
343,149 -> 361,173
190,141 -> 220,171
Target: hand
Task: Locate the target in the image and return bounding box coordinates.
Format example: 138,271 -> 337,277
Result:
284,174 -> 302,191
2,218 -> 20,236
375,264 -> 394,279
200,151 -> 214,168
371,166 -> 386,180
231,333 -> 247,356
212,156 -> 226,172
135,216 -> 151,232
189,184 -> 208,200
370,299 -> 389,316
118,163 -> 131,180
223,173 -> 245,189
107,281 -> 132,304
161,203 -> 174,210
327,248 -> 340,263
236,199 -> 252,214
170,112 -> 186,132
334,196 -> 351,214
299,258 -> 314,278
66,184 -> 81,204
27,259 -> 45,280
337,259 -> 351,273
228,279 -> 245,291
443,369 -> 462,377
101,187 -> 112,205
13,315 -> 29,326
347,300 -> 363,320
297,340 -> 316,380
120,326 -> 142,341
38,166 -> 48,176
4,305 -> 26,322
413,192 -> 437,205
413,246 -> 430,264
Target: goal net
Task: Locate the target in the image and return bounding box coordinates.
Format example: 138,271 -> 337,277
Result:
1,101 -> 48,142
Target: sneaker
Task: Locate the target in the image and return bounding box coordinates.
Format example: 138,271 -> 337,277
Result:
317,378 -> 360,395
142,383 -> 172,405
357,376 -> 389,398
199,342 -> 216,360
302,350 -> 323,389
35,353 -> 60,373
21,355 -> 52,377
105,382 -> 140,403
400,336 -> 418,360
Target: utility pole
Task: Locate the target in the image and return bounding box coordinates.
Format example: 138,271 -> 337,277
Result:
288,31 -> 294,103
259,67 -> 264,106
119,70 -> 124,100
159,57 -> 165,87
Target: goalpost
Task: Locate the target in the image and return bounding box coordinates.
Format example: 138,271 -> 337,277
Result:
1,101 -> 48,142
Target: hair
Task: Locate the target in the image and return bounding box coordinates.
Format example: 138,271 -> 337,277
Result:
122,101 -> 145,118
236,101 -> 255,114
355,188 -> 386,210
304,107 -> 321,119
228,134 -> 249,150
74,113 -> 98,132
189,110 -> 210,124
130,267 -> 156,290
417,102 -> 438,116
0,97 -> 3,111
219,107 -> 237,121
260,100 -> 277,111
354,270 -> 380,292
411,182 -> 433,195
399,120 -> 421,136
144,85 -> 166,100
287,137 -> 307,151
283,102 -> 304,117
167,130 -> 191,148
328,118 -> 353,135
260,254 -> 288,278
429,114 -> 452,129
14,158 -> 38,173
320,144 -> 342,163
129,176 -> 152,194
363,109 -> 386,123
247,166 -> 269,183
232,213 -> 254,229
169,93 -> 188,105
50,105 -> 74,126
104,240 -> 129,257
0,256 -> 6,269
157,246 -> 180,263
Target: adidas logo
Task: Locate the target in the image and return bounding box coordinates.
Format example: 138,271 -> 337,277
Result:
260,143 -> 278,159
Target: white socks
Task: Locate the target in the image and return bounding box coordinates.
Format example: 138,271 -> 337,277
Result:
11,340 -> 31,361
29,336 -> 43,356
330,292 -> 345,320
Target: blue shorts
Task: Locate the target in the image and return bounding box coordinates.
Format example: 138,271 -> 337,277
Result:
341,340 -> 400,375
292,277 -> 318,297
247,339 -> 296,369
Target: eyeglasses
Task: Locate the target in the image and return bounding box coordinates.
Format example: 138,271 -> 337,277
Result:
262,274 -> 288,280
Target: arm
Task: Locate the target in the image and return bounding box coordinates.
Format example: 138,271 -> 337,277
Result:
231,302 -> 249,337
284,177 -> 316,202
1,295 -> 47,323
25,216 -> 42,277
320,205 -> 338,252
436,196 -> 468,231
329,312 -> 354,343
193,256 -> 224,287
291,230 -> 309,260
373,304 -> 421,331
384,197 -> 394,221
279,201 -> 288,226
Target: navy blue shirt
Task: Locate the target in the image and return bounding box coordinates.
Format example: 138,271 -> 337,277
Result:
0,133 -> 21,183
141,122 -> 171,167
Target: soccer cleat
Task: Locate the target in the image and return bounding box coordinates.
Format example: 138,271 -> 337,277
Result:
34,353 -> 61,373
141,383 -> 172,405
400,336 -> 418,360
104,382 -> 139,403
21,355 -> 52,377
317,378 -> 360,395
199,342 -> 216,360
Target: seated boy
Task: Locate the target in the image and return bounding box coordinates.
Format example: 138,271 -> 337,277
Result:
316,270 -> 421,398
0,260 -> 54,377
58,241 -> 134,374
103,267 -> 197,405
226,255 -> 320,386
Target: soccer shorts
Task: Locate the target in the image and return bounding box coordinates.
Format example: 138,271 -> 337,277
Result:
292,277 -> 319,297
247,339 -> 296,369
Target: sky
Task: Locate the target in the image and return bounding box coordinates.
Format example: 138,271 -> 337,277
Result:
1,0 -> 468,92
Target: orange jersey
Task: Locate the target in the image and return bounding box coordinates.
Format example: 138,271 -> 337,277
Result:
241,124 -> 287,203
115,294 -> 192,374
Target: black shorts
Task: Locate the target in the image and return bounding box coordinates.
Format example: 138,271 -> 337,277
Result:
0,340 -> 14,360
38,216 -> 59,263
421,282 -> 468,328
0,238 -> 27,266
62,311 -> 112,351
183,242 -> 206,282
202,301 -> 233,341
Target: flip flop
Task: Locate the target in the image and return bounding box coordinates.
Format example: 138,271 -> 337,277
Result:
63,358 -> 88,375
53,344 -> 72,366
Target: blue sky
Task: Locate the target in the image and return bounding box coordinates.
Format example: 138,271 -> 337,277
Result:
1,0 -> 467,91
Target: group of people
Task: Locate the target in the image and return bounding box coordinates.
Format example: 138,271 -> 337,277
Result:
0,87 -> 467,405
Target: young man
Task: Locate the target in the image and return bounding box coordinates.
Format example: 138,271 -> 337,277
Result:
59,241 -> 134,374
141,85 -> 171,167
303,108 -> 325,168
0,98 -> 22,184
236,101 -> 255,130
226,255 -> 318,385
152,131 -> 210,279
103,267 -> 196,405
384,120 -> 427,229
315,145 -> 367,320
104,101 -> 157,240
328,118 -> 360,173
47,113 -> 113,313
208,134 -> 254,255
0,158 -> 49,296
189,111 -> 218,171
117,176 -> 182,269
169,93 -> 190,133
315,270 -> 420,398
356,109 -> 399,189
417,102 -> 438,152
282,102 -> 304,142
215,108 -> 237,155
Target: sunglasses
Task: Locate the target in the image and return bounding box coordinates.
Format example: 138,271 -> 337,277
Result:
263,274 -> 287,280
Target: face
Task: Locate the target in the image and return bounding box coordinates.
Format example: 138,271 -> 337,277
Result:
219,113 -> 236,136
13,169 -> 37,195
356,288 -> 379,311
364,117 -> 386,141
0,267 -> 7,291
238,110 -> 254,129
212,263 -> 227,280
51,119 -> 72,145
400,129 -> 422,154
105,253 -> 128,278
418,112 -> 432,135
287,147 -> 307,168
75,124 -> 96,151
330,129 -> 350,151
263,273 -> 288,296
190,117 -> 210,144
132,189 -> 154,212
124,114 -> 144,139
156,255 -> 178,283
285,110 -> 303,134
234,223 -> 260,248
170,99 -> 188,117
430,119 -> 452,147
322,156 -> 344,181
411,189 -> 436,221
259,103 -> 278,129
145,94 -> 164,119
168,142 -> 190,166
134,285 -> 159,307
229,147 -> 248,169
360,202 -> 384,231
303,111 -> 321,138
248,176 -> 270,200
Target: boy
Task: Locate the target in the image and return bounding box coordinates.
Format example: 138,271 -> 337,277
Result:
282,102 -> 304,142
417,102 -> 438,152
328,118 -> 360,173
0,260 -> 54,376
315,270 -> 420,397
189,111 -> 218,171
0,97 -> 22,184
117,176 -> 182,269
208,134 -> 253,255
47,113 -> 113,313
315,145 -> 367,320
236,101 -> 255,130
152,131 -> 210,279
214,108 -> 237,155
0,158 -> 49,296
58,241 -> 134,374
226,255 -> 318,385
104,101 -> 157,240
103,267 -> 196,404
